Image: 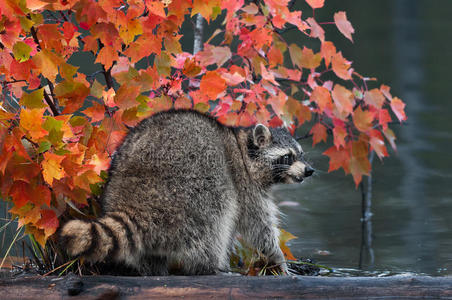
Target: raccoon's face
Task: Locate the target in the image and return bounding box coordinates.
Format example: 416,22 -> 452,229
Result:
248,124 -> 314,185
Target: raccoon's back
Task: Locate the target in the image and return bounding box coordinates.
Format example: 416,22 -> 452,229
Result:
100,110 -> 235,217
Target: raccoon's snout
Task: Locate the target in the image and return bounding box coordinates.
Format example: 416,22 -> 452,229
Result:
304,166 -> 314,177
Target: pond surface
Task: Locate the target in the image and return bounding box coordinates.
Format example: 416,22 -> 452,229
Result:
276,0 -> 452,276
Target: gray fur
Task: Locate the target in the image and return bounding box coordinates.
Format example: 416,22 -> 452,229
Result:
59,110 -> 313,275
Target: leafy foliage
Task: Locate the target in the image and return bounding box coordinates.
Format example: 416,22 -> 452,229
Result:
0,0 -> 405,247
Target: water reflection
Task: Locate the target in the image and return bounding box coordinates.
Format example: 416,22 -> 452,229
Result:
276,0 -> 452,276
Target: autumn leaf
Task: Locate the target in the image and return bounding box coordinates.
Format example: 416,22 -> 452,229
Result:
12,41 -> 32,62
310,123 -> 327,146
20,88 -> 46,109
364,88 -> 385,109
350,139 -> 371,186
369,129 -> 388,160
323,145 -> 350,173
390,97 -> 407,122
279,229 -> 297,261
353,106 -> 375,132
306,0 -> 325,9
334,11 -> 355,42
19,108 -> 48,141
332,84 -> 354,118
41,152 -> 65,185
311,86 -> 332,113
200,71 -> 226,100
36,209 -> 59,239
332,52 -> 352,80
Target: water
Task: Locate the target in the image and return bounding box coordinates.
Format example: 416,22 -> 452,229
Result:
275,0 -> 452,276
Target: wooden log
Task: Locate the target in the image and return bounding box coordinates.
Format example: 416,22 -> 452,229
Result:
1,274 -> 452,299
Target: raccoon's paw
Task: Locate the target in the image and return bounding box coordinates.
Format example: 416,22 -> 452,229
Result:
59,220 -> 93,257
268,249 -> 289,275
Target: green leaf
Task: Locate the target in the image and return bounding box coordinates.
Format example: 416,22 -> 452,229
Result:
13,41 -> 32,63
155,52 -> 171,76
38,141 -> 52,153
20,88 -> 46,109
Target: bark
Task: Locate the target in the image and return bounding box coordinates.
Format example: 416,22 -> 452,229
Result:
1,274 -> 452,299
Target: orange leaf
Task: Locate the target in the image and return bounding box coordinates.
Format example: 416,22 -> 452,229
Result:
332,51 -> 352,80
321,41 -> 336,68
279,229 -> 297,261
364,89 -> 385,109
323,145 -> 350,173
41,152 -> 65,185
83,101 -> 105,122
95,45 -> 118,70
369,129 -> 388,160
353,106 -> 375,132
306,0 -> 324,9
350,139 -> 371,186
332,119 -> 347,149
334,11 -> 355,42
310,123 -> 327,146
114,85 -> 141,109
332,84 -> 354,118
19,108 -> 48,141
311,86 -> 332,113
199,71 -> 226,100
390,97 -> 407,122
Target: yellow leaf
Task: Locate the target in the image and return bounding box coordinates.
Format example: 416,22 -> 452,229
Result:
41,152 -> 65,185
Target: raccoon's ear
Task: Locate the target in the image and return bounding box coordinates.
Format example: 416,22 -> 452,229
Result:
253,124 -> 272,148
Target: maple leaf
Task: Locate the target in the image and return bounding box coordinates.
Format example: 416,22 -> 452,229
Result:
32,49 -> 63,82
191,0 -> 221,22
390,97 -> 407,122
20,88 -> 46,109
12,41 -> 32,63
200,71 -> 226,100
334,11 -> 355,42
332,119 -> 347,149
353,106 -> 375,132
306,0 -> 324,9
383,128 -> 397,151
19,108 -> 48,141
41,152 -> 65,185
83,101 -> 105,122
95,45 -> 118,70
114,85 -> 141,109
369,129 -> 388,160
310,123 -> 327,146
279,229 -> 297,261
350,139 -> 371,186
332,51 -> 352,80
306,17 -> 325,42
332,84 -> 354,118
311,86 -> 332,113
364,88 -> 385,109
323,145 -> 350,173
36,209 -> 59,239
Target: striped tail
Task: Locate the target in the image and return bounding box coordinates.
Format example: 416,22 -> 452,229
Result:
59,212 -> 144,267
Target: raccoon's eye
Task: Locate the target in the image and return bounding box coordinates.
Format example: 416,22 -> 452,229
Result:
282,153 -> 294,165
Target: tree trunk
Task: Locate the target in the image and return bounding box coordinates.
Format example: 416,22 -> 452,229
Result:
1,274 -> 452,299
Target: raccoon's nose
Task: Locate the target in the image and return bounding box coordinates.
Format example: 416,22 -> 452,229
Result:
305,166 -> 314,177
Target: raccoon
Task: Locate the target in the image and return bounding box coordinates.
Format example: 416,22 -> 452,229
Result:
59,110 -> 314,275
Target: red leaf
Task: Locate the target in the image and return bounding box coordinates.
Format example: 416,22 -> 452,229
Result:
332,119 -> 347,149
306,18 -> 324,42
390,97 -> 407,122
323,145 -> 350,173
36,209 -> 59,238
334,11 -> 355,42
199,71 -> 227,100
369,129 -> 388,160
9,181 -> 31,208
310,123 -> 327,146
378,108 -> 392,130
383,128 -> 397,151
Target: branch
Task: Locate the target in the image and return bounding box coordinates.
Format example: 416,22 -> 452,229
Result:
193,14 -> 204,54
